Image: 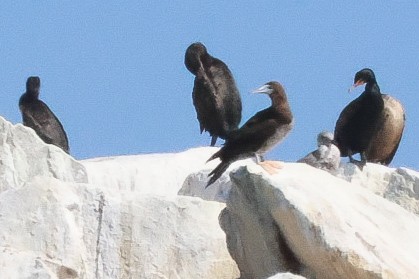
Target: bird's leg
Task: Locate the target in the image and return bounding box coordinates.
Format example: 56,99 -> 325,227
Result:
257,154 -> 283,175
254,153 -> 263,164
210,136 -> 217,147
348,150 -> 357,164
348,150 -> 366,170
359,152 -> 367,170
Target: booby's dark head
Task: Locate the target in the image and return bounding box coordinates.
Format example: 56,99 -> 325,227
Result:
253,81 -> 288,107
253,81 -> 286,97
26,76 -> 41,97
317,131 -> 334,147
184,42 -> 210,75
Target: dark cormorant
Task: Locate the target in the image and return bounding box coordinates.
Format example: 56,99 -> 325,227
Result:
19,76 -> 70,153
334,68 -> 385,168
185,42 -> 242,146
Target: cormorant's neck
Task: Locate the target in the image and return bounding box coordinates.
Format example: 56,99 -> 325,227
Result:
25,90 -> 40,100
365,80 -> 380,94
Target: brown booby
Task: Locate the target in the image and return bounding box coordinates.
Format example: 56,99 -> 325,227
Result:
185,42 -> 242,146
206,81 -> 293,187
298,131 -> 341,171
334,68 -> 385,167
19,76 -> 70,153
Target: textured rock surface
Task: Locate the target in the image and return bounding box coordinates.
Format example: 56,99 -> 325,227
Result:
0,177 -> 237,278
0,116 -> 87,193
82,146 -> 221,197
0,117 -> 238,279
267,273 -> 307,279
337,163 -> 419,215
179,158 -> 254,203
3,114 -> 419,279
221,163 -> 419,279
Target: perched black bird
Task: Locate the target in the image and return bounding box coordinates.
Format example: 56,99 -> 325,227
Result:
206,81 -> 293,187
185,42 -> 242,146
19,76 -> 70,153
334,68 -> 384,167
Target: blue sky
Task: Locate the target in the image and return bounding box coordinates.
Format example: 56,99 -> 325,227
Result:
1,2 -> 418,169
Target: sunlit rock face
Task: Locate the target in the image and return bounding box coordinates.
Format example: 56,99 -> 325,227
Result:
0,116 -> 87,193
0,117 -> 238,279
220,163 -> 419,279
2,113 -> 419,279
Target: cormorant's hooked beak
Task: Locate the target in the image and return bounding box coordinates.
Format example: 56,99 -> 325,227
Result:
252,84 -> 272,94
348,80 -> 366,93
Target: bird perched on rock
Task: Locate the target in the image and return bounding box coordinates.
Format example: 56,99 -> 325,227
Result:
206,81 -> 293,187
185,42 -> 242,146
19,76 -> 70,153
334,68 -> 384,168
334,68 -> 405,168
298,131 -> 340,171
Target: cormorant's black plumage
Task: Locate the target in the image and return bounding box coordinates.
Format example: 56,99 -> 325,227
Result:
19,76 -> 70,153
206,81 -> 293,187
185,42 -> 242,146
334,68 -> 384,166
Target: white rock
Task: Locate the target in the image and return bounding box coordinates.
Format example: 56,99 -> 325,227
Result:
82,146 -> 221,197
0,116 -> 87,193
0,250 -> 59,279
0,117 -> 238,279
179,158 -> 255,203
337,163 -> 419,214
0,176 -> 238,279
267,272 -> 307,279
221,163 -> 419,279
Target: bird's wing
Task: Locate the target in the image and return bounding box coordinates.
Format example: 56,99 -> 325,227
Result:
227,109 -> 271,140
335,98 -> 361,136
192,77 -> 219,134
224,118 -> 281,155
20,101 -> 69,152
298,149 -> 321,165
210,60 -> 242,130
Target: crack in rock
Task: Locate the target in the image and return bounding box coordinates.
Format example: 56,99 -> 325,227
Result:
95,194 -> 105,278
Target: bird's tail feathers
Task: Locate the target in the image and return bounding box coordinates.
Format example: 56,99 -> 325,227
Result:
206,161 -> 231,188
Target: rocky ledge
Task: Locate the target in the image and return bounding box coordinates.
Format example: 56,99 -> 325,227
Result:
1,116 -> 418,279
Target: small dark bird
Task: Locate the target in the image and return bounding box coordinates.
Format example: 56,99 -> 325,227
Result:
334,68 -> 384,168
364,94 -> 405,165
19,76 -> 70,153
298,131 -> 340,171
206,81 -> 293,187
185,42 -> 242,146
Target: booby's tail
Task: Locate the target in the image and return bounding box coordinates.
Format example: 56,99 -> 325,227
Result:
206,160 -> 231,188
